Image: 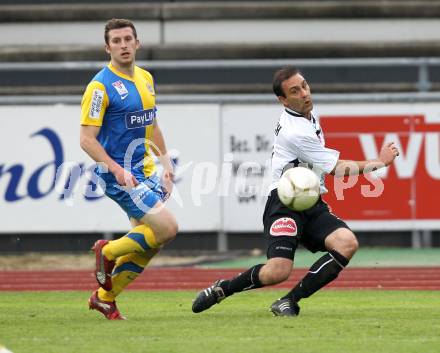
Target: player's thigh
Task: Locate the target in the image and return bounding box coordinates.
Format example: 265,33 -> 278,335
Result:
126,201 -> 178,243
301,201 -> 351,253
106,176 -> 177,242
139,201 -> 178,243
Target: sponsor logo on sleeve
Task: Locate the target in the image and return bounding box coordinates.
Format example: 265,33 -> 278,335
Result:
146,83 -> 155,95
89,89 -> 104,119
270,217 -> 297,236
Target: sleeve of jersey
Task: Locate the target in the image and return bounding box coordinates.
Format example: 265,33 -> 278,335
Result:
295,134 -> 340,174
80,81 -> 109,126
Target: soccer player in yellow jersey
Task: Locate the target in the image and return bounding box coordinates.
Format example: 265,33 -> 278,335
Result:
80,19 -> 178,320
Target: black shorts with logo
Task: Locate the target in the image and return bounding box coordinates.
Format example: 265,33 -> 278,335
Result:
263,189 -> 350,260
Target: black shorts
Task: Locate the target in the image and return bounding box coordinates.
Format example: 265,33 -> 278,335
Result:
263,189 -> 350,260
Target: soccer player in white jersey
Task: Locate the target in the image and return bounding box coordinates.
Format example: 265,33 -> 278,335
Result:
80,19 -> 178,320
192,66 -> 399,316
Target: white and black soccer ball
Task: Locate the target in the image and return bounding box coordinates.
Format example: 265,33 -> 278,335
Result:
277,167 -> 320,211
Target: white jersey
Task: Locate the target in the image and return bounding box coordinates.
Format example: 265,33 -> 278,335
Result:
270,107 -> 339,194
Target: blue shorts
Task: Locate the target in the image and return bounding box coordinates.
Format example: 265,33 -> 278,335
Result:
104,173 -> 168,220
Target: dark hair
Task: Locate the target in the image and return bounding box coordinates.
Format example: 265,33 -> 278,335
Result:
272,66 -> 301,97
104,18 -> 137,44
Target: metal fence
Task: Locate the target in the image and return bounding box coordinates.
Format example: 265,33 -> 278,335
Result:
1,57 -> 440,96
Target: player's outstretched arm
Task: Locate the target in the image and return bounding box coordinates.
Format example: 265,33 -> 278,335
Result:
331,142 -> 399,177
80,125 -> 138,188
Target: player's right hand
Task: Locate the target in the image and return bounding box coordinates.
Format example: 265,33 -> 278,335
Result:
113,166 -> 139,188
379,142 -> 399,166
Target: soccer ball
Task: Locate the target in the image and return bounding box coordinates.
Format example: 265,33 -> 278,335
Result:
277,167 -> 320,211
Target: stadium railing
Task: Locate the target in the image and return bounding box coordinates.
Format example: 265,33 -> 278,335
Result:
0,57 -> 439,97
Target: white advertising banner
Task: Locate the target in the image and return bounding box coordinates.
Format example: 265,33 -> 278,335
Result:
0,104 -> 220,232
159,104 -> 221,231
1,102 -> 439,233
221,104 -> 280,232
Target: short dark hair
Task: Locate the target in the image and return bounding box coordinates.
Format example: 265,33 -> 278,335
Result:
272,66 -> 301,97
104,18 -> 137,44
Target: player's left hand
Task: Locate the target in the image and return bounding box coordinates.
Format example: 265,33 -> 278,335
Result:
162,168 -> 174,195
379,142 -> 400,166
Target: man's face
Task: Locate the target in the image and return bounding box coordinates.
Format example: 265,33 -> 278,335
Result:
105,27 -> 139,66
278,73 -> 313,116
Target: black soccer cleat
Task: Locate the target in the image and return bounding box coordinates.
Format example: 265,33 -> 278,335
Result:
192,280 -> 226,313
270,298 -> 300,317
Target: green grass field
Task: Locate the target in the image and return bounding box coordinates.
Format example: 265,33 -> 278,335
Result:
1,290 -> 439,353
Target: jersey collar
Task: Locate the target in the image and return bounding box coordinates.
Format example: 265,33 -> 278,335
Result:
284,107 -> 303,117
107,62 -> 136,82
285,107 -> 316,123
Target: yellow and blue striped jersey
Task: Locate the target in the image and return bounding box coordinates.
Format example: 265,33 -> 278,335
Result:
80,63 -> 157,181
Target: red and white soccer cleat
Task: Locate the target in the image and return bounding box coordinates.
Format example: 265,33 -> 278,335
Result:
88,290 -> 126,320
92,239 -> 115,291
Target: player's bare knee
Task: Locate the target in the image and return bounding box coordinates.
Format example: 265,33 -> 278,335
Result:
260,262 -> 291,285
341,231 -> 359,257
267,268 -> 290,285
328,229 -> 358,258
167,220 -> 178,240
157,224 -> 177,245
347,234 -> 359,254
275,267 -> 291,283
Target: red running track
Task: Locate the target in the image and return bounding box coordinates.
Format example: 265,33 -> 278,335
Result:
0,267 -> 439,291
0,267 -> 440,291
